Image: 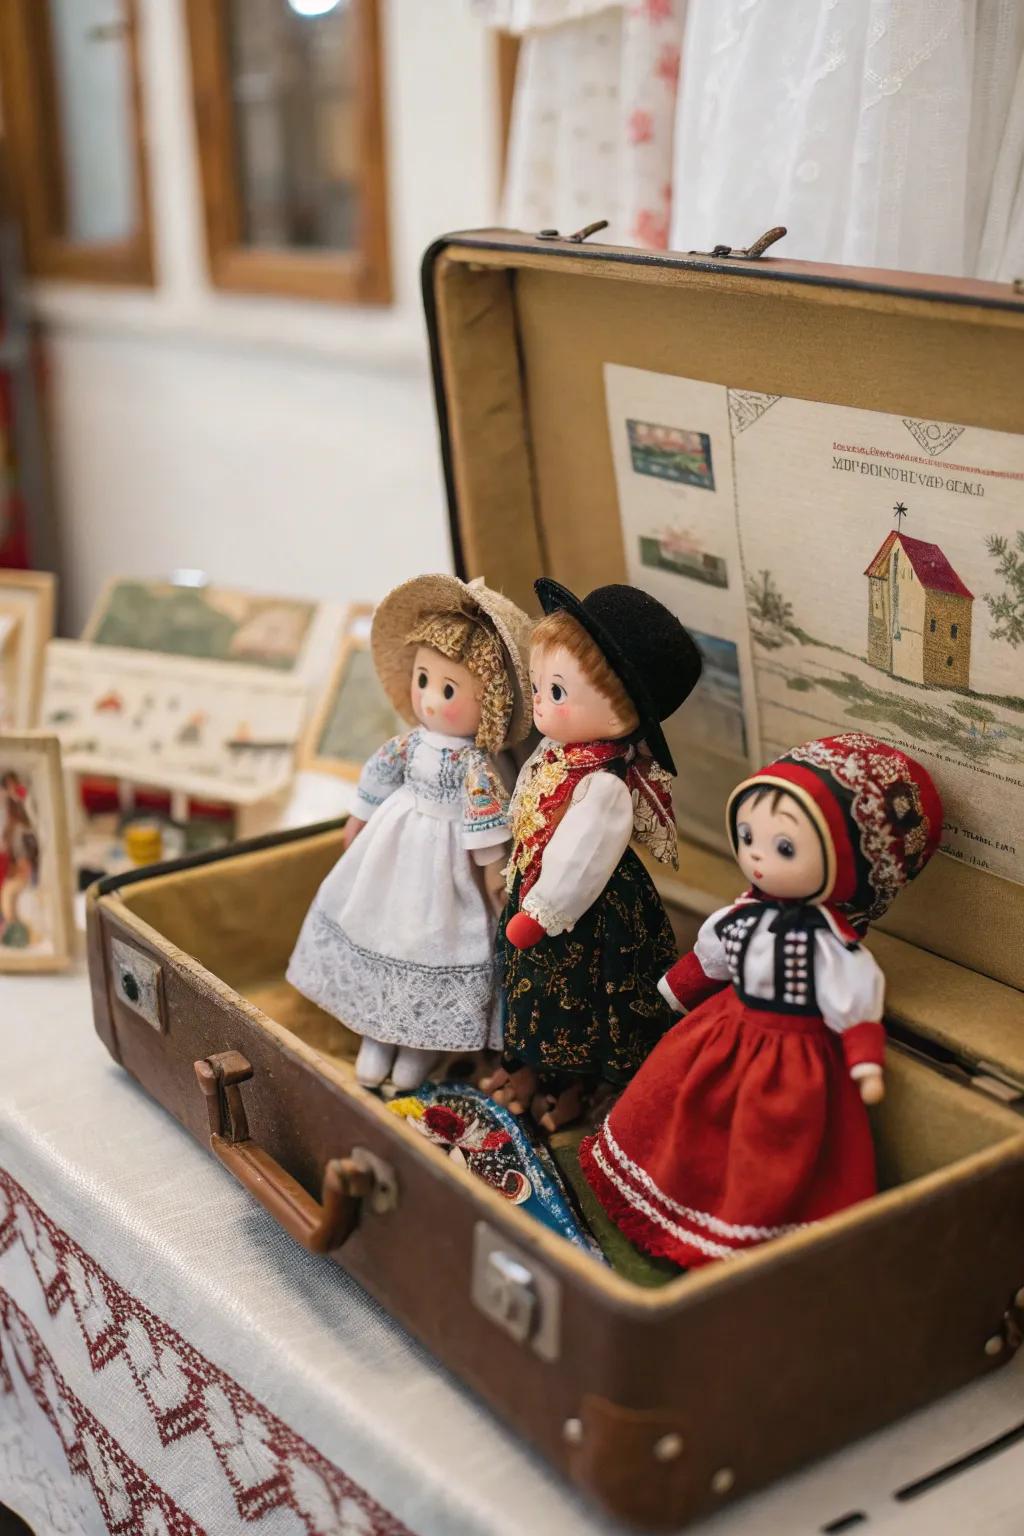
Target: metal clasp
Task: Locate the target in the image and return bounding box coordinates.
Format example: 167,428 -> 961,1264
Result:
111,938 -> 166,1032
536,219 -> 610,245
471,1221 -> 561,1360
690,225 -> 787,261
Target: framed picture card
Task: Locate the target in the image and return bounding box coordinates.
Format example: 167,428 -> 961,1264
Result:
82,577 -> 318,674
0,731 -> 73,972
0,569 -> 55,729
341,600 -> 374,643
41,641 -> 308,806
300,636 -> 402,782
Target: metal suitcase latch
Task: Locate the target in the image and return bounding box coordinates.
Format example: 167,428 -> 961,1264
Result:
690,225 -> 787,260
480,1249 -> 536,1341
472,1221 -> 560,1361
111,938 -> 165,1032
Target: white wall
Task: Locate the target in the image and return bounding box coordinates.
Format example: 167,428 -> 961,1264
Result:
32,0 -> 501,632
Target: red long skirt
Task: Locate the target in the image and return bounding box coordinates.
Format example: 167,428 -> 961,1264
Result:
580,987 -> 877,1268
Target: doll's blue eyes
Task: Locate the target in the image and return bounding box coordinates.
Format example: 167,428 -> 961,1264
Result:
738,823 -> 795,858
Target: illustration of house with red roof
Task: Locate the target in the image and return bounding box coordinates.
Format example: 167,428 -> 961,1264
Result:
865,531 -> 973,688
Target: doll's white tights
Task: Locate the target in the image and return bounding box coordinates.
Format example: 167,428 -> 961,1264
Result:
355,1037 -> 441,1091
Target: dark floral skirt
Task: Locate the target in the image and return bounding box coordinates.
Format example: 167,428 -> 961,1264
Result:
499,850 -> 677,1086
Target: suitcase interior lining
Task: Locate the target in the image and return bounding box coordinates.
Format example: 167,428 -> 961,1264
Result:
111,831 -> 1023,1237
431,244 -> 1024,1001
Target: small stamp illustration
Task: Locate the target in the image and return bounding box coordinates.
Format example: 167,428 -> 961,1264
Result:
627,420 -> 715,490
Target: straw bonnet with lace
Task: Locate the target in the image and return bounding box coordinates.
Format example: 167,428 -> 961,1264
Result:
371,574 -> 533,754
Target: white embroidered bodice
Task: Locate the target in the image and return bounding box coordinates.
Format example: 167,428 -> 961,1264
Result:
354,728 -> 509,851
694,904 -> 884,1038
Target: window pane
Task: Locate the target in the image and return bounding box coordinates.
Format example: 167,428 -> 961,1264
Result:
227,0 -> 361,253
48,0 -> 138,244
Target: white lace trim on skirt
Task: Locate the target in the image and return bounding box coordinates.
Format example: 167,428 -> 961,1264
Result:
287,906 -> 501,1052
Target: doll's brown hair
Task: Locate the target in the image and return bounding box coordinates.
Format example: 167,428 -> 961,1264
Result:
530,609 -> 639,731
406,611 -> 513,754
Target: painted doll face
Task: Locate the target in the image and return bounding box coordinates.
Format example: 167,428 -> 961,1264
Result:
734,791 -> 826,901
530,644 -> 632,744
410,645 -> 482,738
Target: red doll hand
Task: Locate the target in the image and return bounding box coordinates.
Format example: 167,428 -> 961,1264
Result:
506,912 -> 547,949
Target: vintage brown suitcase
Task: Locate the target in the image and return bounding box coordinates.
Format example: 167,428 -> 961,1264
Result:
88,229 -> 1024,1531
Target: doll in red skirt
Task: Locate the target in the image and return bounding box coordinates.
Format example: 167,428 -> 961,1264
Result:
581,732 -> 943,1268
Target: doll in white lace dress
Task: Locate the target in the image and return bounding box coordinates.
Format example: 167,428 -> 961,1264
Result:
287,575 -> 532,1091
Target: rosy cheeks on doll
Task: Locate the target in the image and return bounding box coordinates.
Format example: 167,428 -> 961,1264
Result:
410,646 -> 483,739
530,645 -> 631,744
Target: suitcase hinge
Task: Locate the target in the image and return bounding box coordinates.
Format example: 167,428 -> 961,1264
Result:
690,225 -> 787,261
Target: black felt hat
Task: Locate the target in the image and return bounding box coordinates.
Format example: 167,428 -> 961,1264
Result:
534,578 -> 702,775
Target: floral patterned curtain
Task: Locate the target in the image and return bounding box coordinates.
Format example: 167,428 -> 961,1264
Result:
473,0 -> 685,250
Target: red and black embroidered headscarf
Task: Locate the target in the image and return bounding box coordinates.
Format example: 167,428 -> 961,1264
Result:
725,733 -> 943,933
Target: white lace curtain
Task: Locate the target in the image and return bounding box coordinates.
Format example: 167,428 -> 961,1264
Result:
475,0 -> 1024,279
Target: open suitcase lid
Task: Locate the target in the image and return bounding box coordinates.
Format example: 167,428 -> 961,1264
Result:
421,226 -> 1024,1084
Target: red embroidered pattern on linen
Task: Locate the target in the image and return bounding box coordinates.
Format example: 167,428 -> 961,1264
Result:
1,1290 -> 202,1535
0,1168 -> 412,1536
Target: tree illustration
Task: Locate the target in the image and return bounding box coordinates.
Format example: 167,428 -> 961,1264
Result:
953,697 -> 996,737
984,531 -> 1024,648
746,569 -> 794,630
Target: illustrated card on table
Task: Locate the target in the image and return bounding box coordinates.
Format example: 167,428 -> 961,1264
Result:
300,636 -> 403,782
0,570 -> 55,729
83,579 -> 319,673
0,732 -> 73,972
41,642 -> 308,806
606,365 -> 1024,885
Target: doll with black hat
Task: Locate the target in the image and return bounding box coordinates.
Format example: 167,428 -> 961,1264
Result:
482,578 -> 703,1131
580,732 -> 944,1268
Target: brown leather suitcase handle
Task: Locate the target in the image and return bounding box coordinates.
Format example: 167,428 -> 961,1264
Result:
194,1051 -> 372,1254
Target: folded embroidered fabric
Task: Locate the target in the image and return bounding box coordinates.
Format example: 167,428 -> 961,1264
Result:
389,1082 -> 606,1259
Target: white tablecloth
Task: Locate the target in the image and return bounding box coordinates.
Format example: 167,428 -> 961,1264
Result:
1,962 -> 1023,1536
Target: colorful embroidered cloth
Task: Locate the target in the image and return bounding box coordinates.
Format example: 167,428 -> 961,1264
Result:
507,739 -> 677,902
389,1082 -> 606,1259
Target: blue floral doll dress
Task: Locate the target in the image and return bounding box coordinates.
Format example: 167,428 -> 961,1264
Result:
287,727 -> 511,1052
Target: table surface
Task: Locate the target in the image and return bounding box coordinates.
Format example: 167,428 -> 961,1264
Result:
2,959 -> 1023,1536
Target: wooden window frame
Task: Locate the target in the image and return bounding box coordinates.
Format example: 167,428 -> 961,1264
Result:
0,0 -> 154,286
185,0 -> 390,306
496,33 -> 520,192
